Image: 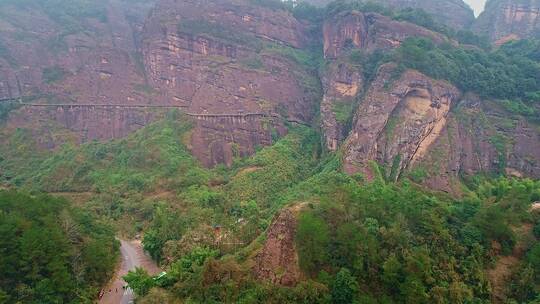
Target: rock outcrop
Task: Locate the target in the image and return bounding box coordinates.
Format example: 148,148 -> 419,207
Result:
320,62 -> 363,151
253,207 -> 302,286
6,105 -> 158,149
413,96 -> 540,194
0,0 -> 157,144
342,63 -> 460,180
0,0 -> 539,184
323,11 -> 448,59
474,0 -> 540,43
141,0 -> 319,166
320,11 -> 448,151
301,0 -> 475,29
0,0 -> 320,167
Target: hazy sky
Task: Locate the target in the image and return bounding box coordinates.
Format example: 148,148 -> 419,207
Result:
464,0 -> 487,16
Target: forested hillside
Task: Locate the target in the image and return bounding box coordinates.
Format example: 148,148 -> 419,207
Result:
0,191 -> 118,303
0,0 -> 539,303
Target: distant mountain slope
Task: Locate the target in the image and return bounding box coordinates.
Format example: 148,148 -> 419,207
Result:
473,0 -> 540,43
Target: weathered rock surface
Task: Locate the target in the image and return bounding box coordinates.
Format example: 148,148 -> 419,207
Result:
342,63 -> 460,180
321,11 -> 448,151
0,0 -> 319,167
414,96 -> 540,194
301,0 -> 475,29
474,0 -> 540,43
6,105 -> 158,149
142,0 -> 319,166
320,62 -> 363,151
0,0 -> 539,184
323,11 -> 448,59
253,207 -> 302,287
0,0 -> 157,145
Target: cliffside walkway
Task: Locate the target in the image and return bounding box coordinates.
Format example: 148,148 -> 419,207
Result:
0,98 -> 309,126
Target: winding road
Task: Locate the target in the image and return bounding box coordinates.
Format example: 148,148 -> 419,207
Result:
99,240 -> 161,304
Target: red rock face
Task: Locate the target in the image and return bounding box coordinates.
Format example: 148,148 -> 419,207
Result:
0,0 -> 319,167
1,0 -> 539,184
253,208 -> 301,287
142,0 -> 319,166
415,97 -> 540,194
320,62 -> 363,151
0,0 -> 157,146
342,64 -> 460,180
190,115 -> 287,167
474,0 -> 540,43
7,105 -> 159,149
320,11 -> 448,151
323,11 -> 447,59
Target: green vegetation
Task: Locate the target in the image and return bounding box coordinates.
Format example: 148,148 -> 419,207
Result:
331,101 -> 354,124
122,169 -> 540,303
0,190 -> 118,303
2,107 -> 539,303
0,110 -> 321,251
325,1 -> 489,49
0,102 -> 21,123
240,55 -> 264,70
0,1 -> 539,303
393,38 -> 540,102
42,66 -> 68,84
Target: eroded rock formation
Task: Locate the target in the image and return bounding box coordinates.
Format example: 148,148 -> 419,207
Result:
474,0 -> 540,43
323,11 -> 447,59
320,11 -> 448,151
342,64 -> 460,180
321,62 -> 363,151
0,0 -> 539,184
141,0 -> 319,166
0,0 -> 157,145
253,207 -> 302,286
414,96 -> 540,194
6,105 -> 158,149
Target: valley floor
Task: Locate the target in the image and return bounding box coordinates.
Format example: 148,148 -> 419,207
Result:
99,240 -> 161,304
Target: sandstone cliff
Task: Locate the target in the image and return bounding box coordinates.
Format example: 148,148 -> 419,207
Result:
322,11 -> 448,59
474,0 -> 540,43
413,96 -> 540,194
320,11 -> 448,151
342,63 -> 460,180
0,0 -> 157,146
253,206 -> 303,286
0,0 -> 321,167
1,0 -> 539,185
141,0 -> 320,166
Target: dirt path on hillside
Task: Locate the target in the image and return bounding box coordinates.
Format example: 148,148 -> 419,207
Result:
99,240 -> 161,304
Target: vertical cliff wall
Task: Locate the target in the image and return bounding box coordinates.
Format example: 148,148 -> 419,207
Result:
141,0 -> 320,166
474,0 -> 540,43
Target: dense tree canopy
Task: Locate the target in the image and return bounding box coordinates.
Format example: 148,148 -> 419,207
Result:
0,190 -> 118,303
